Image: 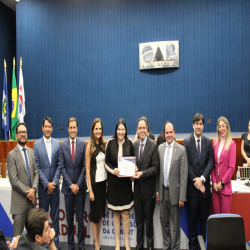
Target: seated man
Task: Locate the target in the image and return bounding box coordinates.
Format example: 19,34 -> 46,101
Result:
16,208 -> 57,250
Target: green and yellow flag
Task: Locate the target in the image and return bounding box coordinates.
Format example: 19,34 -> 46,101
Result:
11,58 -> 19,140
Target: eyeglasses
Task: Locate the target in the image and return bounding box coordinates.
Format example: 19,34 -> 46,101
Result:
217,125 -> 227,130
17,130 -> 27,135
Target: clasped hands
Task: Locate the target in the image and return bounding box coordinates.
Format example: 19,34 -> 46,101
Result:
213,181 -> 223,192
26,188 -> 36,203
47,182 -> 56,195
193,177 -> 205,194
70,184 -> 79,195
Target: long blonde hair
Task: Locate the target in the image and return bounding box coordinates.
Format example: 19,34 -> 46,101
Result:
214,116 -> 232,151
89,118 -> 106,156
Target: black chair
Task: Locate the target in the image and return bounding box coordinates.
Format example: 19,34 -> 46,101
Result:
198,214 -> 250,250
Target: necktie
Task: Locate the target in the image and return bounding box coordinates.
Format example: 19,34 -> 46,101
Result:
72,141 -> 75,164
23,148 -> 31,187
197,139 -> 201,160
164,145 -> 170,187
140,143 -> 144,163
47,140 -> 51,164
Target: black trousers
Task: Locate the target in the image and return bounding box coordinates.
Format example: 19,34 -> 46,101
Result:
134,188 -> 155,248
187,195 -> 210,250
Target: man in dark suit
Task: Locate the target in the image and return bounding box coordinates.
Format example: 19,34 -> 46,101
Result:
133,117 -> 159,250
33,117 -> 60,249
7,122 -> 39,236
59,117 -> 86,250
156,121 -> 188,250
183,113 -> 214,250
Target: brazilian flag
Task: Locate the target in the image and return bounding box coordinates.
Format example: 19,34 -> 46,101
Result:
11,64 -> 18,140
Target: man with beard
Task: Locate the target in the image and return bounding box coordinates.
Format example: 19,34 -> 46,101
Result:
7,122 -> 39,237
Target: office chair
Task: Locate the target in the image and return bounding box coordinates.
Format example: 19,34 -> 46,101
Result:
198,214 -> 250,250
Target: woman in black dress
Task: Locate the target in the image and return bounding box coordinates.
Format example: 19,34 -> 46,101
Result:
105,118 -> 134,250
241,120 -> 250,166
86,118 -> 106,250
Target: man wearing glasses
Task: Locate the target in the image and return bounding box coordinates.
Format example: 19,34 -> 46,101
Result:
7,122 -> 39,237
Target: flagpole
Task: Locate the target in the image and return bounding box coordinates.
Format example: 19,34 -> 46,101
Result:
3,60 -> 11,141
10,57 -> 16,141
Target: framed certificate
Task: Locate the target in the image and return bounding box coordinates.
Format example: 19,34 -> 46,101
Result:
118,157 -> 136,177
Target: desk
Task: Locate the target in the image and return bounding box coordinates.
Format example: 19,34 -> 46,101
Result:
231,180 -> 250,242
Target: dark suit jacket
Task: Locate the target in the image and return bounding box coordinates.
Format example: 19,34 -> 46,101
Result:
0,229 -> 9,250
33,137 -> 60,198
133,137 -> 159,200
16,231 -> 46,250
59,137 -> 87,195
183,133 -> 214,198
7,145 -> 39,214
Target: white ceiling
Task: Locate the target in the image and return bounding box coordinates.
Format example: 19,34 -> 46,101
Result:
1,0 -> 16,11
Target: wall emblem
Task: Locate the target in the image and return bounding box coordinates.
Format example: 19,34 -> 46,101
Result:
139,41 -> 179,70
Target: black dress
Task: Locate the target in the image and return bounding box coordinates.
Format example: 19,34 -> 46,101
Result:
242,133 -> 250,163
105,138 -> 135,211
90,143 -> 106,223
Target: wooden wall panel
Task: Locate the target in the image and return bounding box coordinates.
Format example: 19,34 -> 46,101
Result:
0,138 -> 242,179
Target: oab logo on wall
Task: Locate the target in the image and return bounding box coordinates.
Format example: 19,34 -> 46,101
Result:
139,41 -> 179,70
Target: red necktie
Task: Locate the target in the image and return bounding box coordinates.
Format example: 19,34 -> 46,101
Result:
72,141 -> 75,164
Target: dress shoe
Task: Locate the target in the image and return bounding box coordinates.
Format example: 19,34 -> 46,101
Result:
79,248 -> 85,250
136,246 -> 143,250
147,247 -> 154,250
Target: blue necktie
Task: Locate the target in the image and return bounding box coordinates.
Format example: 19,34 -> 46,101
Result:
23,148 -> 31,187
197,139 -> 201,160
164,145 -> 170,187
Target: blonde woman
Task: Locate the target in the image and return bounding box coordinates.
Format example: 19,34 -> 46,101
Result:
86,118 -> 106,250
211,116 -> 236,213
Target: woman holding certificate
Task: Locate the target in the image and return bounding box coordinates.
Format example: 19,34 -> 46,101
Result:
105,118 -> 135,250
86,118 -> 107,250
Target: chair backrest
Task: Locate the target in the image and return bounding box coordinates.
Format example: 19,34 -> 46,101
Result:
206,214 -> 246,250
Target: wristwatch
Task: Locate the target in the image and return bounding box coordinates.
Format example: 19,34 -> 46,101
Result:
221,179 -> 225,187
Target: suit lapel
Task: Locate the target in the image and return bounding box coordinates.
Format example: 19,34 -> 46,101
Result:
51,138 -> 56,166
140,138 -> 149,165
41,138 -> 51,166
134,141 -> 140,166
15,146 -> 29,176
191,134 -> 199,163
219,143 -> 225,164
66,138 -> 73,166
169,141 -> 177,173
74,138 -> 80,165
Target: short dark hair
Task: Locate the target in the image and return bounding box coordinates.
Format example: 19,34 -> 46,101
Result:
68,117 -> 78,128
43,117 -> 53,127
137,117 -> 148,127
16,122 -> 27,134
25,208 -> 49,242
163,121 -> 175,134
193,113 -> 204,124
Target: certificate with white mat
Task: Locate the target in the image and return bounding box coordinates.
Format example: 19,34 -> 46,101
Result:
118,157 -> 136,177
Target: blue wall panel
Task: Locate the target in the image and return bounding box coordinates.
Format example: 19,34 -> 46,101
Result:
0,3 -> 16,140
15,0 -> 250,139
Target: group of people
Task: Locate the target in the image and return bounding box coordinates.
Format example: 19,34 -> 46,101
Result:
4,113 -> 241,250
